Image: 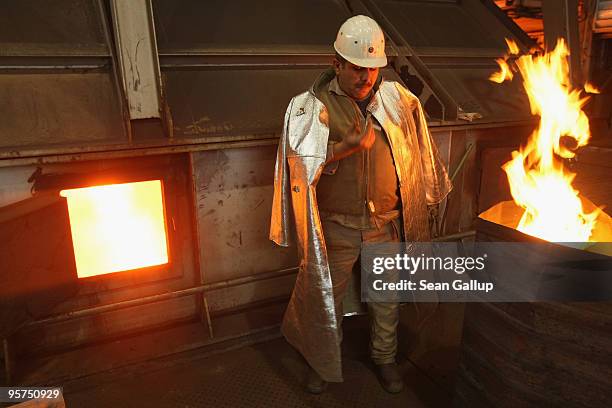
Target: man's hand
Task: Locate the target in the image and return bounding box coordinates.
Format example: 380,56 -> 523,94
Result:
345,114 -> 375,150
326,115 -> 375,164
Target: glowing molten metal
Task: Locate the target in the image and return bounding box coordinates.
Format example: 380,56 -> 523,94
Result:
60,180 -> 169,278
487,39 -> 607,242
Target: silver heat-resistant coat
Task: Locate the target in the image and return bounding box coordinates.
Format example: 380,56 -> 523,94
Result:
269,79 -> 452,382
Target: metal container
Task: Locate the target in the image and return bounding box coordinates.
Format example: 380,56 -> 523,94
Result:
453,218 -> 612,408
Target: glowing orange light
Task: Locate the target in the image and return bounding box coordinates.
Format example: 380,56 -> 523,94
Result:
584,82 -> 600,94
60,180 -> 169,278
488,38 -> 605,242
505,38 -> 520,55
489,39 -> 520,83
489,58 -> 513,83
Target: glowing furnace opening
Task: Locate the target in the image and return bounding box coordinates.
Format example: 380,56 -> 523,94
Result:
60,180 -> 169,278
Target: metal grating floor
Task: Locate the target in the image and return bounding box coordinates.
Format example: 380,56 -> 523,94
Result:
60,321 -> 446,408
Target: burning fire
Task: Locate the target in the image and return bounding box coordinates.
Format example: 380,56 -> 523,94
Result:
60,180 -> 169,278
489,39 -> 519,83
584,82 -> 600,94
490,39 -> 601,242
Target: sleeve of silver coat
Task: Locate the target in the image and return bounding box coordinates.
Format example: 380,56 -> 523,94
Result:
400,84 -> 453,205
269,98 -> 294,247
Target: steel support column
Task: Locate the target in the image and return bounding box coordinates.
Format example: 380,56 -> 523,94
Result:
110,0 -> 163,120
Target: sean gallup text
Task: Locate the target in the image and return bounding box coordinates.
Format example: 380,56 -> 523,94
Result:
372,279 -> 494,293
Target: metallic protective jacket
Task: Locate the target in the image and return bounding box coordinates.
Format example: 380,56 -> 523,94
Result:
269,79 -> 452,382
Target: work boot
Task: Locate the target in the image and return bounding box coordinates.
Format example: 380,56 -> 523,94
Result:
376,363 -> 404,393
306,366 -> 328,394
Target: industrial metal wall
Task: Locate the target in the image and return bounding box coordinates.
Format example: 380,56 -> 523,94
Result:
0,0 -> 557,384
0,0 -> 127,151
7,155 -> 200,360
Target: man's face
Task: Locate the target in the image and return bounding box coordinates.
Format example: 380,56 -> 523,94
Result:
334,58 -> 379,101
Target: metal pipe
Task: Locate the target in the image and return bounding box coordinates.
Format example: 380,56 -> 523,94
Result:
24,267 -> 298,328
0,65 -> 107,70
202,296 -> 214,339
451,143 -> 474,183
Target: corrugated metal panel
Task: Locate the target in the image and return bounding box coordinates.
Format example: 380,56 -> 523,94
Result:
153,0 -> 348,51
0,0 -> 108,56
0,73 -> 126,150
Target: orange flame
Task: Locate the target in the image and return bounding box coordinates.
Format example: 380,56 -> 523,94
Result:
492,39 -> 600,242
505,38 -> 520,55
584,82 -> 600,94
490,39 -> 520,83
60,180 -> 169,278
490,58 -> 513,83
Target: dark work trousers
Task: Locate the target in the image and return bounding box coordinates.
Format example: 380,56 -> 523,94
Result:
322,217 -> 401,365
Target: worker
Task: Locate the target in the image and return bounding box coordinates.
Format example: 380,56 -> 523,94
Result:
269,15 -> 452,394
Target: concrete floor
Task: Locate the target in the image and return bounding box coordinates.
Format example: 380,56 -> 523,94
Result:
57,317 -> 451,408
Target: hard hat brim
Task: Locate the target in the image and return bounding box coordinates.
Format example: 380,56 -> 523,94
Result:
334,44 -> 388,68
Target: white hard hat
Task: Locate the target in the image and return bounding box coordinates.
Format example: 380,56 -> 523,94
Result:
333,15 -> 387,68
